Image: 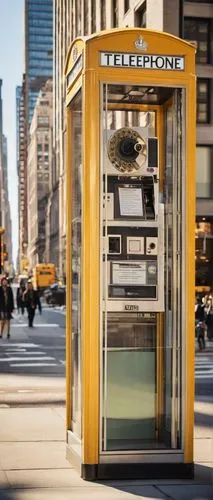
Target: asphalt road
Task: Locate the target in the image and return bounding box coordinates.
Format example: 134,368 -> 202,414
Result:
195,350 -> 213,399
0,305 -> 66,406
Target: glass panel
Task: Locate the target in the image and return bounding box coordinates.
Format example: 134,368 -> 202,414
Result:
164,90 -> 184,449
103,313 -> 156,450
70,90 -> 82,438
100,83 -> 184,453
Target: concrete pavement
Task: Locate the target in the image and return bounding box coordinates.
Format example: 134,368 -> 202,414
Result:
0,402 -> 212,499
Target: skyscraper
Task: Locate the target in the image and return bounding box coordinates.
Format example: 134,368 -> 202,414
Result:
25,0 -> 53,127
16,75 -> 29,274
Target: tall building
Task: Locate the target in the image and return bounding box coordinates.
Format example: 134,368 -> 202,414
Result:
16,77 -> 28,274
1,136 -> 12,268
53,0 -> 213,289
0,79 -> 3,229
25,0 -> 53,128
0,82 -> 13,271
183,1 -> 213,290
18,0 -> 54,272
27,80 -> 53,269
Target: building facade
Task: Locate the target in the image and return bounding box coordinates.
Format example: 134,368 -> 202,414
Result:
16,77 -> 28,274
1,136 -> 12,269
19,0 -> 54,272
27,80 -> 53,270
0,81 -> 12,273
183,0 -> 213,290
25,0 -> 53,127
54,0 -> 213,289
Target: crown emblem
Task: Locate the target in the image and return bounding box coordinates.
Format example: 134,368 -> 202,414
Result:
135,35 -> 148,51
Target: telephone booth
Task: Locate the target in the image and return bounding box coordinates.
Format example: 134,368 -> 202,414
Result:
65,28 -> 196,480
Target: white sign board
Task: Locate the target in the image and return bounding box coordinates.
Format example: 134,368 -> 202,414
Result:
112,262 -> 146,285
100,52 -> 184,71
119,187 -> 143,217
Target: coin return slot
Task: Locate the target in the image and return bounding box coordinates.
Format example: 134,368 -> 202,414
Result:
108,235 -> 121,255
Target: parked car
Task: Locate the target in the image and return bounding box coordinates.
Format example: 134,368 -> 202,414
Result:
43,283 -> 66,306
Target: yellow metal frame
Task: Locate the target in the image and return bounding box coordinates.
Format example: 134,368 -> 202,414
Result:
65,28 -> 196,467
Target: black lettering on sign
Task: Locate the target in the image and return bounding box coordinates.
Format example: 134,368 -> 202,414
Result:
136,55 -> 143,67
124,304 -> 139,311
129,55 -> 136,66
165,57 -> 174,69
105,53 -> 112,65
143,55 -> 150,68
175,57 -> 181,69
121,54 -> 128,66
155,56 -> 164,69
114,54 -> 121,65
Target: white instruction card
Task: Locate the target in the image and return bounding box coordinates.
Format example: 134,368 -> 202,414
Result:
118,187 -> 143,217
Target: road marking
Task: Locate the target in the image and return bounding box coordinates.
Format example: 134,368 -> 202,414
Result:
195,354 -> 213,380
0,343 -> 39,347
0,356 -> 55,362
10,324 -> 59,328
6,349 -> 45,355
10,362 -> 58,367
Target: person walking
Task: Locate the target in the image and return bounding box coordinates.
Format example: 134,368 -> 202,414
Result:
16,279 -> 26,315
24,281 -> 42,328
195,296 -> 206,350
0,277 -> 14,339
205,296 -> 213,341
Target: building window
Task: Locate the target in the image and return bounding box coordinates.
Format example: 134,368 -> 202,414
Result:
197,79 -> 210,124
37,143 -> 42,152
91,0 -> 96,33
101,0 -> 106,30
38,115 -> 49,126
196,146 -> 213,198
112,0 -> 118,27
184,18 -> 210,64
124,0 -> 130,13
44,143 -> 49,152
84,0 -> 89,34
135,2 -> 146,28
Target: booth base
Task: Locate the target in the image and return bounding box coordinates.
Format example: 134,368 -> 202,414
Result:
81,463 -> 194,481
66,445 -> 194,481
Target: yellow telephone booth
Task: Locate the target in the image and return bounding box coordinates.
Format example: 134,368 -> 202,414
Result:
65,28 -> 196,480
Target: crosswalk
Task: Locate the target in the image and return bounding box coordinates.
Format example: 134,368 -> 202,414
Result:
0,342 -> 65,371
195,354 -> 213,380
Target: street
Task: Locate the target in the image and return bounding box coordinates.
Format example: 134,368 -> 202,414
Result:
0,304 -> 66,407
195,350 -> 213,399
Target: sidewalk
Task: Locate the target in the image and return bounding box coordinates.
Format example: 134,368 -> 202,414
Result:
0,404 -> 212,500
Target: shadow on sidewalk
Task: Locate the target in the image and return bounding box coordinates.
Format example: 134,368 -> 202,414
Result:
195,411 -> 213,428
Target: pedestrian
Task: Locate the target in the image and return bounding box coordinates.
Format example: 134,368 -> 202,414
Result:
24,281 -> 42,327
205,296 -> 213,341
195,296 -> 206,350
16,279 -> 26,315
0,277 -> 14,339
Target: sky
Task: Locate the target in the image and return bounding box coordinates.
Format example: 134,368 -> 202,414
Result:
0,0 -> 24,265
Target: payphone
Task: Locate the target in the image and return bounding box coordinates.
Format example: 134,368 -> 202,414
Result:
65,28 -> 196,480
103,124 -> 164,310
